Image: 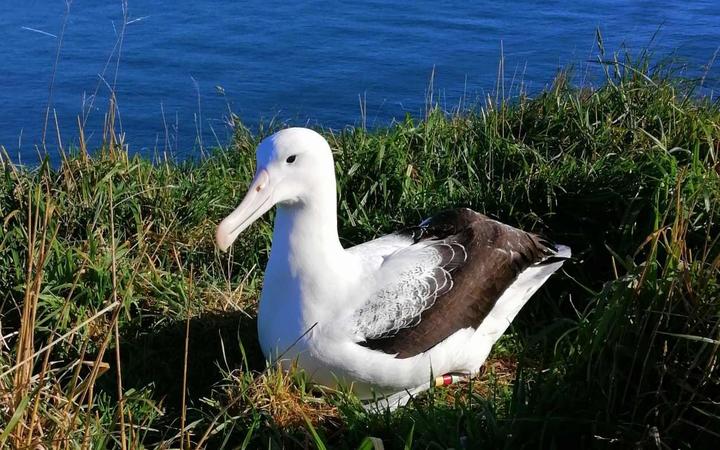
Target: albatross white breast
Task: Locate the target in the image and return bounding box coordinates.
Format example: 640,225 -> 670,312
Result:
216,127 -> 570,408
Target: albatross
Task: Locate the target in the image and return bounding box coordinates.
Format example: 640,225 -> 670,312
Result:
216,127 -> 570,408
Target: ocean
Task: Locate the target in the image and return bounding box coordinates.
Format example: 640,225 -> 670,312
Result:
1,0 -> 718,162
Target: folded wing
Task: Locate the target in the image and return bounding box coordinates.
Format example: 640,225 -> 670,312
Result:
351,208 -> 566,359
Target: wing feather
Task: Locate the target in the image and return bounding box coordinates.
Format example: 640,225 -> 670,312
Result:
352,239 -> 465,340
352,208 -> 568,359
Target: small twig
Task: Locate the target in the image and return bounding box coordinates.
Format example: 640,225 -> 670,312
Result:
42,0 -> 73,150
180,313 -> 191,449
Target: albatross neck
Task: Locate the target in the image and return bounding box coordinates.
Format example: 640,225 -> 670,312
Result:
270,192 -> 346,274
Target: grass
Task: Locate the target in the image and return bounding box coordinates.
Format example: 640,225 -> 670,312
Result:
0,55 -> 719,448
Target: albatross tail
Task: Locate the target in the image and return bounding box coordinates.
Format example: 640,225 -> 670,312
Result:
487,244 -> 571,325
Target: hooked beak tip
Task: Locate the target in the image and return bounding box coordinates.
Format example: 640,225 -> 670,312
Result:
215,226 -> 231,253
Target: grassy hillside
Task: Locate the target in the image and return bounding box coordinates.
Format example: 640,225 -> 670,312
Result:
1,60 -> 719,449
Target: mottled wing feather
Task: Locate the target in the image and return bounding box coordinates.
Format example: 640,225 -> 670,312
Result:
352,240 -> 466,340
354,208 -> 561,359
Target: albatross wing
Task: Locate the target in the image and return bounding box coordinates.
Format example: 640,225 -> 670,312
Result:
351,208 -> 569,359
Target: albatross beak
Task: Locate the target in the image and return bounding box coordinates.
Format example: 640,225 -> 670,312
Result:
216,169 -> 273,252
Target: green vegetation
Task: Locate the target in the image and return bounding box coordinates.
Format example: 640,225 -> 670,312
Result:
1,58 -> 719,449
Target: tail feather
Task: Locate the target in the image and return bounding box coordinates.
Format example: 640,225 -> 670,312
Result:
488,244 -> 570,325
537,244 -> 572,266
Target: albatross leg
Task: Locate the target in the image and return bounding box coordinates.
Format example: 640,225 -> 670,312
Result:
433,372 -> 470,387
362,371 -> 475,412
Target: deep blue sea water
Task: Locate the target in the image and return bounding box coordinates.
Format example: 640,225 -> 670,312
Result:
1,1 -> 718,163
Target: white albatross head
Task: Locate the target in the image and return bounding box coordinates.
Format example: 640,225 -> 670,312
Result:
215,127 -> 336,252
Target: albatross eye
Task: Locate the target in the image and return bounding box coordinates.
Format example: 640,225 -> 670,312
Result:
286,155 -> 297,164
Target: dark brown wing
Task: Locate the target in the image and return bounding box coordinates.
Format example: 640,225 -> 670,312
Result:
358,208 -> 561,359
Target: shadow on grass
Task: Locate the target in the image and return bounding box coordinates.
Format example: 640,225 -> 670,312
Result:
114,311 -> 265,411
